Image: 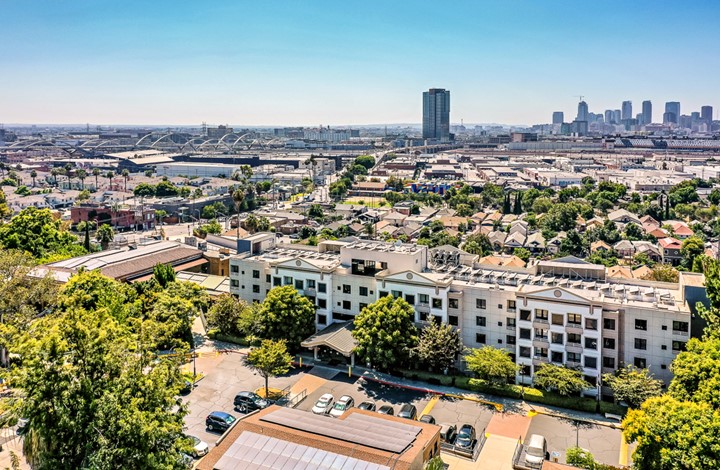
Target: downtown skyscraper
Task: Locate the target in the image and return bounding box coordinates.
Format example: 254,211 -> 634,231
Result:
642,100 -> 652,125
422,88 -> 450,141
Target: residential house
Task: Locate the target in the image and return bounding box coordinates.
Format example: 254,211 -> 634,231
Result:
607,209 -> 641,225
658,237 -> 683,265
487,231 -> 507,251
590,240 -> 612,253
525,232 -> 546,253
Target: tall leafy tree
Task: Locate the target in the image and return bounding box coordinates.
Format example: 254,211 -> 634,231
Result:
603,365 -> 662,409
258,285 -> 315,350
465,346 -> 518,385
207,293 -> 248,336
352,295 -> 418,370
0,207 -> 85,259
533,364 -> 590,396
414,318 -> 463,372
246,339 -> 293,397
95,223 -> 114,250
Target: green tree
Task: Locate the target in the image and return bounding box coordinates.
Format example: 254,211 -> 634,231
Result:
245,339 -> 293,397
352,296 -> 418,370
566,447 -> 600,470
354,155 -> 376,170
641,263 -> 679,283
207,293 -> 247,336
465,346 -> 518,385
513,191 -> 522,215
533,364 -> 590,396
414,318 -> 463,372
603,365 -> 662,409
623,395 -> 720,470
95,223 -> 114,250
463,232 -> 492,256
258,286 -> 316,350
502,193 -> 512,214
668,337 -> 720,408
153,263 -> 176,288
92,168 -> 100,190
133,182 -> 156,198
513,247 -> 531,262
0,207 -> 84,259
14,307 -> 188,470
681,236 -> 705,271
244,213 -> 259,233
30,169 -> 37,187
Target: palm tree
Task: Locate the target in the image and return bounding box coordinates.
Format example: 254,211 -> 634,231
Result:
245,214 -> 259,233
30,170 -> 37,188
76,169 -> 87,190
50,168 -> 59,187
105,171 -> 114,190
93,168 -> 100,190
232,187 -> 246,239
121,169 -> 129,192
96,224 -> 114,250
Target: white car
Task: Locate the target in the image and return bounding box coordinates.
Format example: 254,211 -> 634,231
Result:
312,393 -> 334,415
329,395 -> 355,418
187,435 -> 209,457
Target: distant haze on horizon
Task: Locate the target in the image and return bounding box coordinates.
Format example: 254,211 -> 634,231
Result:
1,1 -> 718,126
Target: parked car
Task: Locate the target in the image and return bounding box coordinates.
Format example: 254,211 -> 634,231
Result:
377,405 -> 394,415
524,434 -> 548,466
397,404 -> 417,420
186,435 -> 209,457
180,380 -> 193,395
419,414 -> 436,424
206,411 -> 236,432
439,423 -> 457,443
329,395 -> 355,418
178,453 -> 194,469
234,391 -> 270,413
16,418 -> 29,436
312,393 -> 334,415
455,424 -> 476,449
357,401 -> 376,412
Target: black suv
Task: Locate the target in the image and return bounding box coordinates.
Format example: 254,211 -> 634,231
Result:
205,411 -> 236,432
234,391 -> 270,413
397,404 -> 417,420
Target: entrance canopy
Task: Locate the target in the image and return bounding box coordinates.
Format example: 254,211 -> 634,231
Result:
301,321 -> 357,357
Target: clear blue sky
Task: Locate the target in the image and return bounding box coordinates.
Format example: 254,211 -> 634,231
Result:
1,1 -> 718,126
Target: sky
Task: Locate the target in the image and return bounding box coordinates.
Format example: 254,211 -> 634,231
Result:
1,0 -> 719,126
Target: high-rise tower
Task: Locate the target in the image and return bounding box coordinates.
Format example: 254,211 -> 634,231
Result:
641,100 -> 652,125
422,88 -> 450,141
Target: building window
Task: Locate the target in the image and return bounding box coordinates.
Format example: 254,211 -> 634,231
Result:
585,318 -> 597,330
342,300 -> 351,310
449,316 -> 459,326
343,284 -> 351,294
432,298 -> 443,309
520,310 -> 532,321
283,276 -> 293,286
231,265 -> 239,273
552,314 -> 564,326
567,313 -> 582,325
317,314 -> 327,325
603,338 -> 616,350
672,321 -> 689,333
476,316 -> 486,327
672,341 -> 686,351
567,333 -> 581,344
585,375 -> 597,386
507,335 -> 516,345
357,286 -> 368,297
535,309 -> 549,321
507,300 -> 517,312
551,351 -> 564,363
419,294 -> 429,305
359,302 -> 368,311
519,346 -> 531,358
295,279 -> 304,290
405,294 -> 415,305
584,356 -> 597,369
551,332 -> 564,345
567,352 -> 581,363
476,333 -> 486,344
266,274 -> 271,283
602,356 -> 615,368
634,357 -> 647,368
476,299 -> 486,309
535,328 -> 548,340
273,277 -> 281,287
507,318 -> 516,328
603,318 -> 616,330
449,299 -> 459,309
318,283 -> 327,293
534,347 -> 548,358
584,337 -> 597,350
317,298 -> 327,309
252,269 -> 260,279
230,279 -> 239,287
391,290 -> 402,299
307,279 -> 316,289
498,339 -> 503,344
634,338 -> 647,350
252,285 -> 260,293
419,311 -> 428,321
635,319 -> 647,331
520,328 -> 531,340
379,291 -> 389,298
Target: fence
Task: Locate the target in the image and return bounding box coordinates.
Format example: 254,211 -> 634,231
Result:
512,436 -> 544,470
440,427 -> 486,461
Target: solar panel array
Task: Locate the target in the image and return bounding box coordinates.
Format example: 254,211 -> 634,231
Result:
259,408 -> 420,454
215,431 -> 390,470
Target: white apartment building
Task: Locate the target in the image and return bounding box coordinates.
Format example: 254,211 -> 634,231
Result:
229,237 -> 699,396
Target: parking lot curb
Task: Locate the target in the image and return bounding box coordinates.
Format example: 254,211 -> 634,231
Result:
527,405 -> 623,430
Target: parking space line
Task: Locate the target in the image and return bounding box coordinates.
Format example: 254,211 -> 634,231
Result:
419,395 -> 439,419
619,434 -> 629,466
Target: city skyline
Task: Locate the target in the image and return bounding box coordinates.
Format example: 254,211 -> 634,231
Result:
1,1 -> 719,126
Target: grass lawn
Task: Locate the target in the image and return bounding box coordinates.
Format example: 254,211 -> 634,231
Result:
340,197 -> 388,208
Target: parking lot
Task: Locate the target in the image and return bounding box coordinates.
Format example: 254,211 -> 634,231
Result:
430,396 -> 495,436
525,414 -> 622,466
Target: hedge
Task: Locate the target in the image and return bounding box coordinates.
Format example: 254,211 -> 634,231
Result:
207,328 -> 253,346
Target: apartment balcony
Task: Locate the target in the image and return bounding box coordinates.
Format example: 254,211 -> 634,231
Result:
532,319 -> 549,328
566,361 -> 582,369
304,288 -> 316,297
532,356 -> 549,367
532,338 -> 550,348
566,343 -> 583,354
672,329 -> 689,337
506,325 -> 517,331
416,303 -> 431,314
565,325 -> 583,335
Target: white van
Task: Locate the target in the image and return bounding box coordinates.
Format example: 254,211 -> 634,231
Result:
525,434 -> 547,466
